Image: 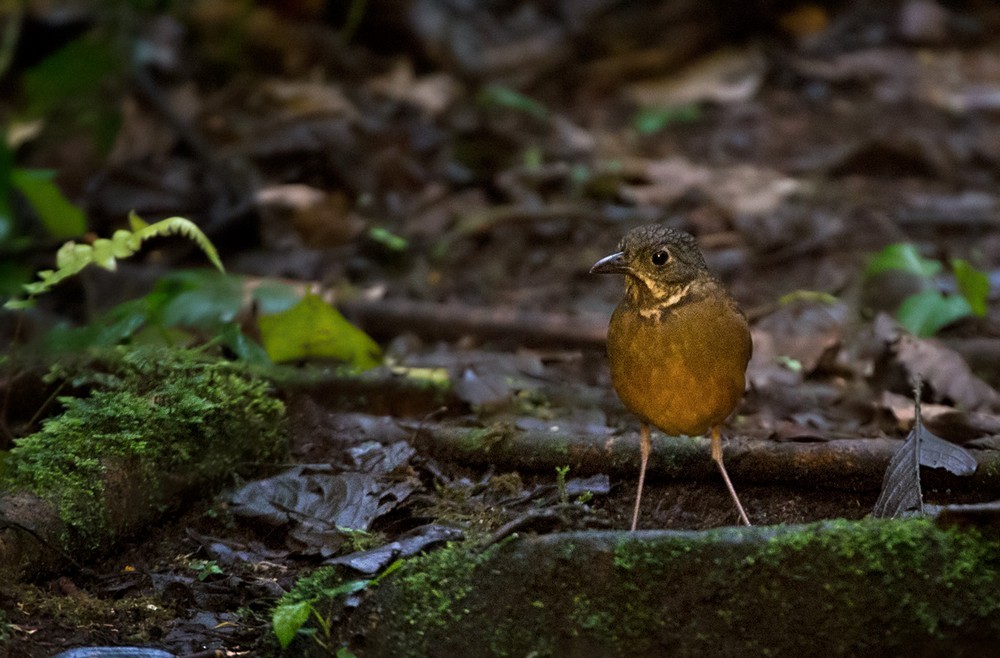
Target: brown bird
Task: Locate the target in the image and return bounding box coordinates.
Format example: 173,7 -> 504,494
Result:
591,225 -> 753,530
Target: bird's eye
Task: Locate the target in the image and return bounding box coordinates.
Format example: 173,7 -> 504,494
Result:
651,249 -> 670,266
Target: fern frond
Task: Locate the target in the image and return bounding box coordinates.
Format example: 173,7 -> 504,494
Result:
4,212 -> 225,309
126,212 -> 225,273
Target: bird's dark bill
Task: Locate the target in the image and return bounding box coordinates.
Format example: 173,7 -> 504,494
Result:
590,251 -> 629,275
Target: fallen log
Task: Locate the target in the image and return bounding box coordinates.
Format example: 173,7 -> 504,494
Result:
412,424 -> 1000,492
0,347 -> 286,582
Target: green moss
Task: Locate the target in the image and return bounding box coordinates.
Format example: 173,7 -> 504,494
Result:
569,593 -> 615,635
604,518 -> 1000,652
359,519 -> 1000,657
2,346 -> 286,550
460,425 -> 512,454
395,541 -> 498,635
277,567 -> 339,607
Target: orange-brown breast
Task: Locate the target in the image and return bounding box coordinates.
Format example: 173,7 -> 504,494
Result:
606,288 -> 751,436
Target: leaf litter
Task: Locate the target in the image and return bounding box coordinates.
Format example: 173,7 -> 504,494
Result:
229,441 -> 418,557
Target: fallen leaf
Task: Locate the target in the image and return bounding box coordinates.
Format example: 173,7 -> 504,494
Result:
874,317 -> 1000,411
627,47 -> 766,107
749,299 -> 847,391
873,399 -> 977,519
256,184 -> 366,247
229,446 -> 419,557
258,293 -> 382,368
878,390 -> 1000,441
324,524 -> 464,574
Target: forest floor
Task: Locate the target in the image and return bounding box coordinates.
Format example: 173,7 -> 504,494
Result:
3,1 -> 1000,655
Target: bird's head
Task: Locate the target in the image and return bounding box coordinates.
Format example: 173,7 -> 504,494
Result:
590,225 -> 711,310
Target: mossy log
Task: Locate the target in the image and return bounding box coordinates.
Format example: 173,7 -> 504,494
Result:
274,365 -> 456,417
344,519 -> 1000,657
0,348 -> 287,582
413,424 -> 1000,492
0,461 -> 199,580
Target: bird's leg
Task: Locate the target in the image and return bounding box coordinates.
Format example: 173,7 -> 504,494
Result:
711,425 -> 751,526
630,422 -> 652,531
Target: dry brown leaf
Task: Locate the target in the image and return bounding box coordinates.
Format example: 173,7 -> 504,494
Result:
367,60 -> 463,116
878,390 -> 1000,442
255,79 -> 361,121
627,47 -> 766,107
747,300 -> 847,390
617,157 -> 711,207
619,157 -> 801,217
256,184 -> 365,248
895,333 -> 1000,410
874,316 -> 1000,411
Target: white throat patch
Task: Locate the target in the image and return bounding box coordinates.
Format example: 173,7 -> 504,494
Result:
633,278 -> 693,319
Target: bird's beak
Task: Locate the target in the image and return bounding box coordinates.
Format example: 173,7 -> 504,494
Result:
590,251 -> 629,275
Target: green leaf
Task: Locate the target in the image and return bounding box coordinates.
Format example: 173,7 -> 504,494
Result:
322,579 -> 371,598
952,258 -> 989,317
90,237 -> 118,270
896,290 -> 973,337
153,270 -> 243,330
373,558 -> 405,585
22,35 -> 118,120
368,226 -> 408,252
477,84 -> 548,120
272,600 -> 312,649
251,281 -> 303,315
0,139 -> 13,246
632,104 -> 701,134
10,168 -> 86,238
128,213 -> 225,273
218,323 -> 272,366
257,293 -> 382,369
55,241 -> 93,271
865,243 -> 941,278
41,298 -> 152,351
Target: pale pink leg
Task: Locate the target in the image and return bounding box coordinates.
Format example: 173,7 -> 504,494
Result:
631,423 -> 652,531
712,425 -> 751,526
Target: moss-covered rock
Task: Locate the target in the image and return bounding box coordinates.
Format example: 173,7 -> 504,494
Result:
346,519 -> 1000,657
0,346 -> 286,575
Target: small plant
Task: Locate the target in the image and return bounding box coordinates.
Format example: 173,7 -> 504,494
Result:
272,561 -> 403,650
187,559 -> 224,581
556,465 -> 571,505
865,243 -> 989,337
4,212 -> 223,309
337,526 -> 382,553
